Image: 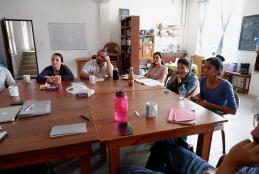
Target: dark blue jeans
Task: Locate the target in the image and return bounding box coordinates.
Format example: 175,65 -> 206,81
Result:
120,140 -> 214,174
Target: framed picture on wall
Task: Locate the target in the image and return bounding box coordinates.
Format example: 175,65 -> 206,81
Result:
119,9 -> 129,20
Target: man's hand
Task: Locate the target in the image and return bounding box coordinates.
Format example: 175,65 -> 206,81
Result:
104,55 -> 110,62
225,139 -> 259,167
217,139 -> 259,174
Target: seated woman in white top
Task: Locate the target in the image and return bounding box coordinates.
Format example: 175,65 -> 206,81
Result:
0,67 -> 16,92
80,49 -> 113,79
145,52 -> 168,83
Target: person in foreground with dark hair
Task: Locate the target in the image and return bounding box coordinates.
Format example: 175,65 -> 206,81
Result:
119,115 -> 259,174
192,56 -> 237,115
166,58 -> 198,96
145,52 -> 168,83
36,53 -> 74,83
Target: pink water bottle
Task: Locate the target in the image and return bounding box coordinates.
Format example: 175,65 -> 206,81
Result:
114,90 -> 128,123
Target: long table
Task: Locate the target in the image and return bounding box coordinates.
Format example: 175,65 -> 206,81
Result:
91,89 -> 227,174
0,79 -> 227,174
0,80 -> 96,174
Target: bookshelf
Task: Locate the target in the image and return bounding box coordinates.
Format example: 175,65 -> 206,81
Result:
121,16 -> 140,74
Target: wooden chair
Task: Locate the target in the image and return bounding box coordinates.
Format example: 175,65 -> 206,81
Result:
186,80 -> 200,98
103,42 -> 120,69
215,90 -> 240,154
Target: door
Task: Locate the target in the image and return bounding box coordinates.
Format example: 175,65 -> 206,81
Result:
1,19 -> 39,79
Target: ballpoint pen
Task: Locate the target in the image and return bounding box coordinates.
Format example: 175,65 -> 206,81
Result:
24,104 -> 35,112
80,115 -> 91,122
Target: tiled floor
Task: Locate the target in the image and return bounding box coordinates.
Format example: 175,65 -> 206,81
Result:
12,94 -> 257,174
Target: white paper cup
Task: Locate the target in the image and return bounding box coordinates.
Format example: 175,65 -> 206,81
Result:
145,102 -> 158,117
89,75 -> 96,84
8,86 -> 19,97
23,74 -> 31,83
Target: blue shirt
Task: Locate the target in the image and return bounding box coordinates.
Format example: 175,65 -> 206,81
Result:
200,77 -> 237,113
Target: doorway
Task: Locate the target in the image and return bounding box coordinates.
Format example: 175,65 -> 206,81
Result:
1,19 -> 38,79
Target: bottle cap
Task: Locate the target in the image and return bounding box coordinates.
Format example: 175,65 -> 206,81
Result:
116,90 -> 126,97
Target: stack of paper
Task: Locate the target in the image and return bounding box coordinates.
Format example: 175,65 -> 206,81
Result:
135,78 -> 164,87
168,107 -> 196,125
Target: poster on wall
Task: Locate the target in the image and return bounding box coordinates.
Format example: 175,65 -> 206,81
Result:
238,14 -> 259,51
48,23 -> 87,50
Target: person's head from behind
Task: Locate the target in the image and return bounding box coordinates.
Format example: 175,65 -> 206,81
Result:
51,53 -> 63,71
177,58 -> 191,75
152,52 -> 163,66
203,55 -> 225,78
96,49 -> 108,65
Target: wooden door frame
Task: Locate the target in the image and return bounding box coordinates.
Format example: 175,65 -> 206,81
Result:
1,18 -> 39,76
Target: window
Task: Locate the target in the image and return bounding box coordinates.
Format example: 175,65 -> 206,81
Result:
21,21 -> 31,51
5,21 -> 17,55
195,0 -> 244,63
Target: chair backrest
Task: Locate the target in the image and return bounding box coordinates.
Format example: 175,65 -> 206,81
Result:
103,42 -> 120,54
234,90 -> 240,109
186,79 -> 200,98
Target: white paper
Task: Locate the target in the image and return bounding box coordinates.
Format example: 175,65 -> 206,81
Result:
66,82 -> 95,96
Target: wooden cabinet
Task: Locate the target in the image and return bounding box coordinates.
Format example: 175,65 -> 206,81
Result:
191,55 -> 206,79
139,35 -> 155,59
75,58 -> 91,77
223,71 -> 251,94
121,16 -> 140,74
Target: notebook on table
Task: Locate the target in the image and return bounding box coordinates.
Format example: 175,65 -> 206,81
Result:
168,107 -> 196,125
0,106 -> 22,123
18,100 -> 51,118
50,122 -> 87,138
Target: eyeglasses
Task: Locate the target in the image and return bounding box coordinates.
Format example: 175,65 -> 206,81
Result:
253,114 -> 259,128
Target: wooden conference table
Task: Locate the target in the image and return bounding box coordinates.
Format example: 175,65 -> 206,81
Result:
0,79 -> 227,174
0,81 -> 96,174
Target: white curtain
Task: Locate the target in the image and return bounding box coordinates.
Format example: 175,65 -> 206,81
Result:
195,0 -> 209,55
216,0 -> 234,55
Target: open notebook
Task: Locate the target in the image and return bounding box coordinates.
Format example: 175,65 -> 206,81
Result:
50,123 -> 87,138
168,107 -> 196,125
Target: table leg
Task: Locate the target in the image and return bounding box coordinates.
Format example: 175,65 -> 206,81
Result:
108,145 -> 120,174
196,131 -> 213,161
100,142 -> 107,163
80,155 -> 91,174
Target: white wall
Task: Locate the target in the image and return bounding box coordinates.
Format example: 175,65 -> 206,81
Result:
108,0 -> 183,47
0,0 -> 101,77
238,0 -> 259,96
